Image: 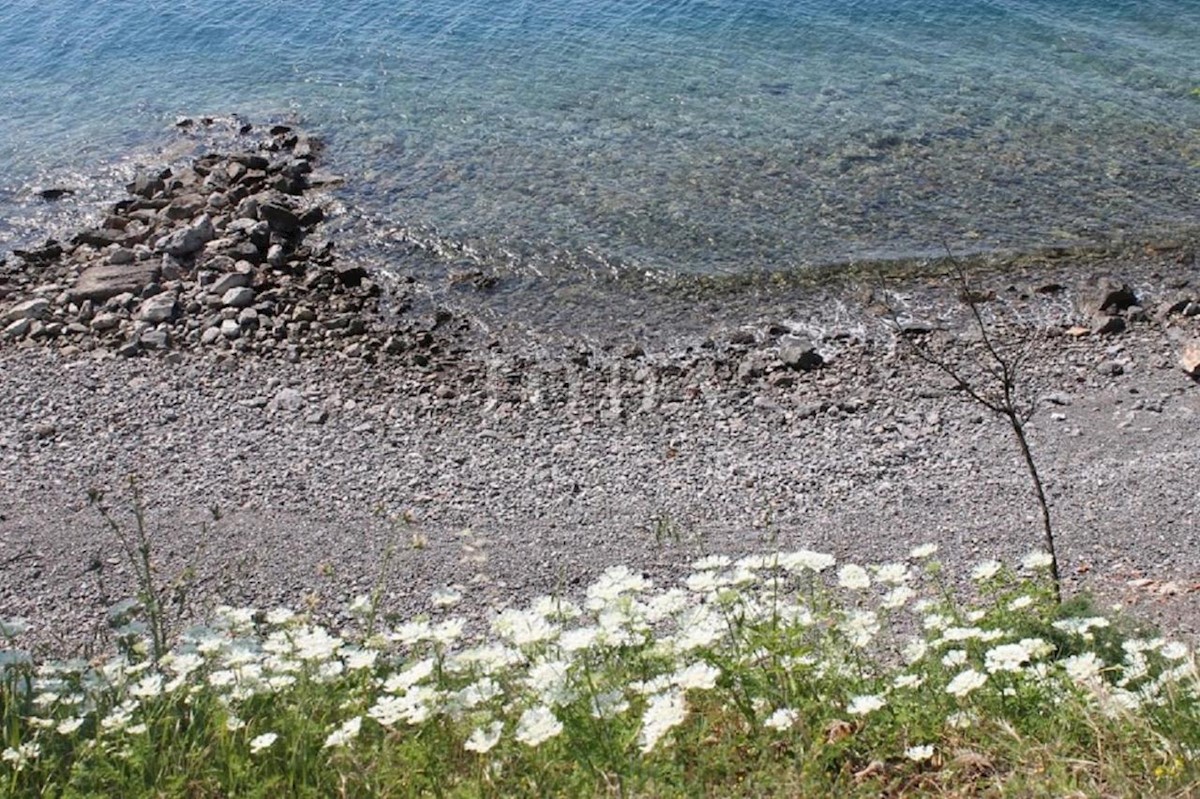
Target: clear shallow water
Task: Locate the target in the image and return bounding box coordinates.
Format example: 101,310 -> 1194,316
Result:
1,0 -> 1198,286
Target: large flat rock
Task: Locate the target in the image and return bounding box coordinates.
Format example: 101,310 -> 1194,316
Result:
67,262 -> 161,303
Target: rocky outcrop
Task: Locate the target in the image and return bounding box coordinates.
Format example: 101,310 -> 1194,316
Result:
0,125 -> 467,364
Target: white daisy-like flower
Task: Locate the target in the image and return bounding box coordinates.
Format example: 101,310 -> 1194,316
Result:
684,571 -> 721,593
909,543 -> 939,559
1020,550 -> 1054,570
323,716 -> 362,749
639,691 -> 688,753
1007,595 -> 1035,611
779,549 -> 837,573
383,658 -> 436,694
881,585 -> 916,610
130,673 -> 164,700
1062,652 -> 1104,683
905,744 -> 934,762
249,732 -> 278,754
515,706 -> 563,747
493,608 -> 560,647
265,608 -> 296,626
764,708 -> 799,731
945,668 -> 988,698
946,710 -> 975,729
56,717 -> 86,735
893,674 -> 924,690
841,610 -> 880,649
348,595 -> 371,614
837,564 -> 871,590
671,661 -> 721,691
970,560 -> 1002,582
902,639 -> 928,664
942,649 -> 968,668
590,689 -> 630,720
431,587 -> 463,608
586,565 -> 650,609
1159,641 -> 1189,661
225,715 -> 246,732
846,694 -> 886,716
985,643 -> 1032,674
344,648 -> 379,672
874,563 -> 912,586
691,555 -> 732,571
464,721 -> 503,754
431,618 -> 466,646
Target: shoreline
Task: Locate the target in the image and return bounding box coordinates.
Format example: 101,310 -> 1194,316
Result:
2,129 -> 1200,655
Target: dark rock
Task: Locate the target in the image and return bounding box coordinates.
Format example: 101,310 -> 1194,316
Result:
259,203 -> 301,234
12,240 -> 63,266
128,170 -> 166,199
164,194 -> 207,221
2,297 -> 50,323
72,229 -> 125,249
210,271 -> 253,295
222,287 -> 256,308
1092,315 -> 1126,336
37,188 -> 75,201
1080,277 -> 1138,315
3,318 -> 32,339
140,329 -> 170,350
68,262 -> 161,303
115,339 -> 142,358
777,336 -> 823,371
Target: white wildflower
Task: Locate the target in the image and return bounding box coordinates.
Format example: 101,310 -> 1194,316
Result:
941,649 -> 967,668
905,744 -> 934,762
383,658 -> 435,693
590,690 -> 630,719
874,563 -> 911,586
779,549 -> 836,573
985,643 -> 1032,674
837,564 -> 871,590
1020,550 -> 1054,570
265,608 -> 296,626
494,608 -> 560,647
639,691 -> 688,753
841,610 -> 880,649
945,668 -> 988,699
558,626 -> 599,653
464,721 -> 503,753
431,587 -> 463,608
881,585 -> 916,610
431,618 -> 466,646
1159,641 -> 1189,661
1062,652 -> 1104,683
57,717 -> 86,735
893,674 -> 924,690
130,673 -> 164,699
909,543 -> 939,559
691,555 -> 732,571
586,565 -> 650,609
226,715 -> 246,732
671,661 -> 721,691
764,708 -> 799,731
902,639 -> 928,664
1007,595 -> 1034,611
846,694 -> 886,716
970,560 -> 1001,582
515,706 -> 563,747
946,710 -> 975,729
344,648 -> 379,672
249,732 -> 278,754
323,716 -> 362,748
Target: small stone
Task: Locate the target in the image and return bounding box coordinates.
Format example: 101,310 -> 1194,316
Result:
140,329 -> 169,349
1180,341 -> 1200,378
135,293 -> 177,323
271,387 -> 304,412
1065,325 -> 1090,338
91,312 -> 122,331
221,287 -> 256,308
259,203 -> 300,234
34,422 -> 57,439
210,270 -> 253,295
237,307 -> 259,328
1097,360 -> 1124,376
108,248 -> 135,265
220,318 -> 242,339
115,339 -> 141,358
2,297 -> 50,324
1092,316 -> 1126,336
156,215 -> 215,257
305,408 -> 329,425
3,318 -> 32,338
200,326 -> 223,345
778,336 -> 823,371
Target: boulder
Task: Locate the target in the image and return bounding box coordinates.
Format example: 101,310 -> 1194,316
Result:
135,293 -> 177,323
156,215 -> 215,257
221,287 -> 256,308
2,297 -> 50,324
210,271 -> 253,295
259,202 -> 300,234
778,336 -> 823,371
3,318 -> 32,339
68,262 -> 161,303
1079,277 -> 1138,315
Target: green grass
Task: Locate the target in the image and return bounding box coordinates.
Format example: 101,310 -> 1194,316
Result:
3,547 -> 1199,798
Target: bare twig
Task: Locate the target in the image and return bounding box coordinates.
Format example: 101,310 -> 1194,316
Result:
885,248 -> 1062,603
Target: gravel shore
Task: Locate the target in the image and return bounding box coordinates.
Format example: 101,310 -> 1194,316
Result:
2,128 -> 1199,654
4,253 -> 1200,655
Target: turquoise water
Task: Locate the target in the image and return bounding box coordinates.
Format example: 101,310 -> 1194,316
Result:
1,0 -> 1198,283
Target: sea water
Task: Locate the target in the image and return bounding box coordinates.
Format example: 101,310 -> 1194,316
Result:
1,0 -> 1197,291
